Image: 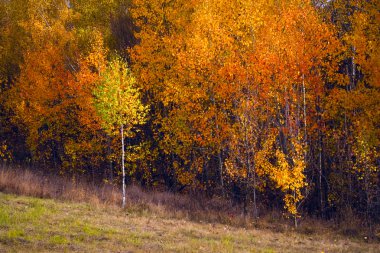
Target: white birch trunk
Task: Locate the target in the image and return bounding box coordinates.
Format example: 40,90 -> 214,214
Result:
302,74 -> 307,145
121,124 -> 126,208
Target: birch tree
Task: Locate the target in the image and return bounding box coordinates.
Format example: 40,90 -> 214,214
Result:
94,56 -> 148,208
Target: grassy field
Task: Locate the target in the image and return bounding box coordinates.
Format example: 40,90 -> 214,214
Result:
0,192 -> 378,253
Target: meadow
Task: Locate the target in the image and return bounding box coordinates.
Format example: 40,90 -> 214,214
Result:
0,167 -> 378,252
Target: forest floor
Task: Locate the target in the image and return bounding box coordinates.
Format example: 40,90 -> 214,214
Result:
0,192 -> 378,253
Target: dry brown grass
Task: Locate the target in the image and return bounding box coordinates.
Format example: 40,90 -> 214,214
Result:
0,165 -> 249,227
0,165 -> 254,234
0,164 -> 378,242
1,192 -> 379,253
0,165 -> 120,207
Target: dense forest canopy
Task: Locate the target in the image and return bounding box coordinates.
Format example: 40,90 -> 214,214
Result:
0,0 -> 379,224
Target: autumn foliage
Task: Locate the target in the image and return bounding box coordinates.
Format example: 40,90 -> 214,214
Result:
0,0 -> 379,225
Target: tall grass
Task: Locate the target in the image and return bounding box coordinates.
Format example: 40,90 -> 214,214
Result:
0,165 -> 249,227
1,164 -> 377,239
0,165 -> 120,206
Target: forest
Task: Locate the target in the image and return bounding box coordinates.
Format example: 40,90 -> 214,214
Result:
0,0 -> 379,229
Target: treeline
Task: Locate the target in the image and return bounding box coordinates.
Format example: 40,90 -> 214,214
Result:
0,0 -> 379,224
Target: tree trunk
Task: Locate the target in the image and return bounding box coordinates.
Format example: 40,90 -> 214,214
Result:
253,164 -> 257,219
218,150 -> 225,197
121,124 -> 126,208
294,190 -> 298,228
108,136 -> 114,182
302,74 -> 307,147
243,118 -> 257,219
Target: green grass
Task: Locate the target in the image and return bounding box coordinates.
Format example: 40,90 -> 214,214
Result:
0,192 -> 378,252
